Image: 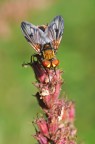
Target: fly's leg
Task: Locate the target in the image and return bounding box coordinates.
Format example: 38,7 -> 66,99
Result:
54,67 -> 56,74
22,62 -> 31,67
22,54 -> 36,67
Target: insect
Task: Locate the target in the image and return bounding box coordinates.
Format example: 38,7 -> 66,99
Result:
21,15 -> 64,69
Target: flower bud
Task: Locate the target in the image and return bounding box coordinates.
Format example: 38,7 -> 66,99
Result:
36,118 -> 49,137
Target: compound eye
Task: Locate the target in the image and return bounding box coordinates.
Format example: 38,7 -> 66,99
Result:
42,60 -> 51,68
52,59 -> 59,68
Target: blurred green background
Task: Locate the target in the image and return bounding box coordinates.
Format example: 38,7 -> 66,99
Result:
0,0 -> 95,143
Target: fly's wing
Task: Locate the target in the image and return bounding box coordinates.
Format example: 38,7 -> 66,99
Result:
45,15 -> 64,50
21,21 -> 46,53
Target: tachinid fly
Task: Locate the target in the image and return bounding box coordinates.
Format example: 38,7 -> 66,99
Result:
21,16 -> 64,68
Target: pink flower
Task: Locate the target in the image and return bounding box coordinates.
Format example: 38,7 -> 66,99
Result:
48,117 -> 59,135
34,132 -> 48,144
35,118 -> 49,137
69,103 -> 75,121
31,58 -> 47,83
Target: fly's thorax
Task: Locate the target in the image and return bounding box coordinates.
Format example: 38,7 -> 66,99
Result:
42,49 -> 55,60
41,43 -> 55,60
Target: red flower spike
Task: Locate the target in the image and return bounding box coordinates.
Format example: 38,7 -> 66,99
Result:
28,59 -> 77,143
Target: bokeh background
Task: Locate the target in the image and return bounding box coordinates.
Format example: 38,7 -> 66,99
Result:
0,0 -> 95,144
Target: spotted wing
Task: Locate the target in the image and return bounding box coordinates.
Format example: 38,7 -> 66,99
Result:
21,21 -> 46,53
46,15 -> 64,50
